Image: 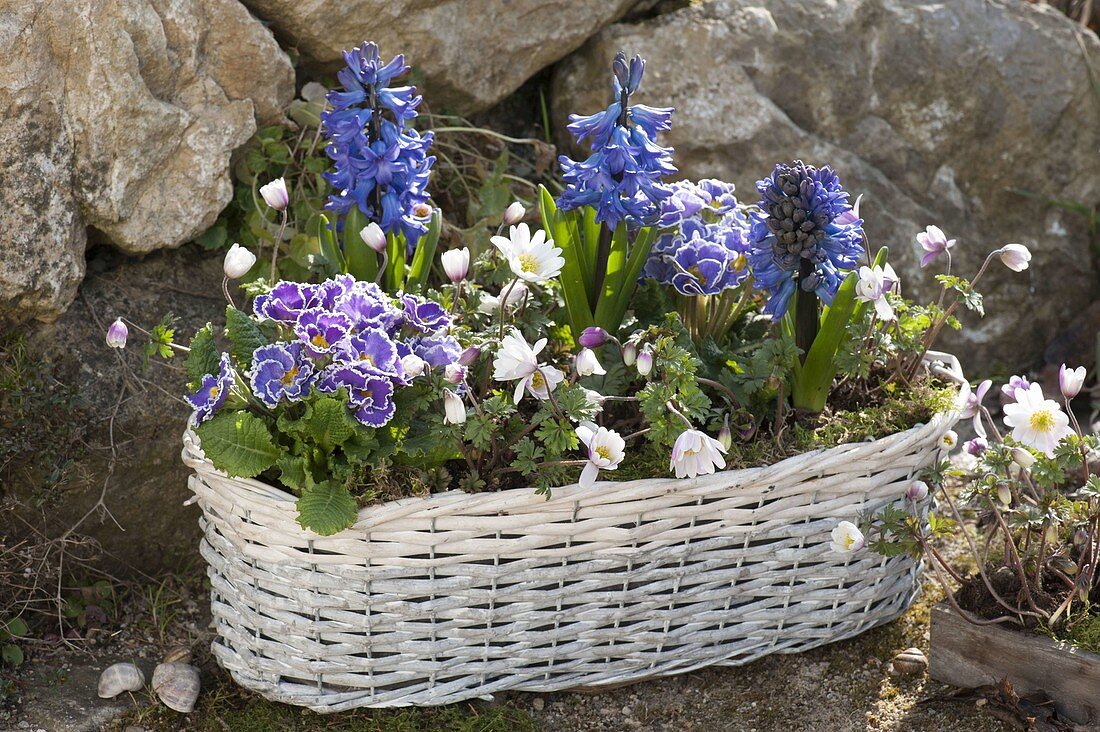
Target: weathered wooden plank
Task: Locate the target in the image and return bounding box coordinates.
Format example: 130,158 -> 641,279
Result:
929,602 -> 1100,725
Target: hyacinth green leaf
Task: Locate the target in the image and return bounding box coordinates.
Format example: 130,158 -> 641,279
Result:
313,214 -> 344,273
343,207 -> 377,282
195,411 -> 280,479
385,232 -> 406,292
406,208 -> 442,293
305,397 -> 357,452
605,225 -> 658,336
592,220 -> 629,331
224,307 -> 266,366
296,480 -> 358,536
793,247 -> 889,413
539,185 -> 593,332
184,323 -> 219,386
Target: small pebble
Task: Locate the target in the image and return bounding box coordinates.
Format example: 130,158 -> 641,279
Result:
532,697 -> 545,711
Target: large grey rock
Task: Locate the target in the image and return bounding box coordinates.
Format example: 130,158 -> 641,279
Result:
0,0 -> 295,324
239,0 -> 638,114
552,0 -> 1100,372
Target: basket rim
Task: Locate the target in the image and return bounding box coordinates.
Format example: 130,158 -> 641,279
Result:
183,351 -> 966,524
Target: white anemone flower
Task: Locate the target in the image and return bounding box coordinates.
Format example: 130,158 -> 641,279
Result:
670,429 -> 727,479
1002,383 -> 1074,457
524,365 -> 565,402
855,263 -> 899,320
477,281 -> 529,314
830,521 -> 866,554
491,223 -> 564,283
576,421 -> 626,488
493,329 -> 556,403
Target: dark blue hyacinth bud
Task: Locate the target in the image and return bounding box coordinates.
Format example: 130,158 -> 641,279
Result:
746,161 -> 865,319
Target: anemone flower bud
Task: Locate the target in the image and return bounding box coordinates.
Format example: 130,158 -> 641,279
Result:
1059,364 -> 1086,400
458,346 -> 481,367
443,389 -> 467,425
1050,556 -> 1078,576
998,243 -> 1031,272
906,480 -> 930,502
401,353 -> 427,378
578,326 -> 608,349
997,483 -> 1013,506
622,341 -> 638,366
259,177 -> 289,211
830,521 -> 866,554
717,415 -> 733,451
223,243 -> 257,279
443,363 -> 466,384
360,222 -> 387,253
441,247 -> 470,283
964,437 -> 988,456
502,201 -> 526,226
636,346 -> 654,376
1010,446 -> 1036,469
574,348 -> 606,377
1075,529 -> 1090,547
105,318 -> 128,349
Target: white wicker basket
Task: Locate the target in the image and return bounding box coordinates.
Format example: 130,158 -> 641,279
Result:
184,354 -> 965,712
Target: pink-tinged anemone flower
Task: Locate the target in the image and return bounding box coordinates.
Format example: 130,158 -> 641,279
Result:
670,429 -> 727,479
1002,383 -> 1074,457
1059,364 -> 1086,400
1001,375 -> 1031,402
105,318 -> 128,349
855,263 -> 899,320
959,379 -> 992,437
916,225 -> 955,268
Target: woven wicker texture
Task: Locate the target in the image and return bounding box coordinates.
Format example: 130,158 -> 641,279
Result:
185,355 -> 964,712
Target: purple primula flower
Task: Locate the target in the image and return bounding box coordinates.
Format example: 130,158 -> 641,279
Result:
318,363 -> 396,427
250,342 -> 315,408
1001,375 -> 1031,402
254,281 -> 318,323
643,181 -> 751,295
294,308 -> 353,358
335,328 -> 400,376
959,379 -> 992,438
185,353 -> 233,425
746,160 -> 865,319
401,294 -> 451,333
411,334 -> 461,368
916,225 -> 955,268
315,274 -> 356,309
336,291 -> 403,333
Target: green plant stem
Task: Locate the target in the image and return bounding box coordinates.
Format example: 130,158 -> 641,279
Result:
270,209 -> 288,281
498,277 -> 520,340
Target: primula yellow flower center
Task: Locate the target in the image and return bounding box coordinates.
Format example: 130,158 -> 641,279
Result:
209,386 -> 219,398
358,354 -> 375,365
312,334 -> 329,349
280,367 -> 299,386
529,370 -> 546,389
731,253 -> 747,271
688,265 -> 706,284
1030,409 -> 1055,432
517,253 -> 539,273
594,445 -> 612,461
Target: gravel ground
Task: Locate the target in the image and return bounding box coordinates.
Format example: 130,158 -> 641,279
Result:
2,560 -> 1020,732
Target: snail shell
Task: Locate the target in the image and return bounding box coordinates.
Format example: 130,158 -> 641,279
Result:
152,662 -> 200,713
162,645 -> 192,665
98,662 -> 145,698
890,647 -> 928,675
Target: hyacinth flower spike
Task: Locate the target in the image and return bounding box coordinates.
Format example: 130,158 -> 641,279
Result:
541,51 -> 675,335
320,41 -> 441,293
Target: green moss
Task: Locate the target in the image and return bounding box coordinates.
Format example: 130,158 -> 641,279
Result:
112,693 -> 536,732
1054,613 -> 1100,654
